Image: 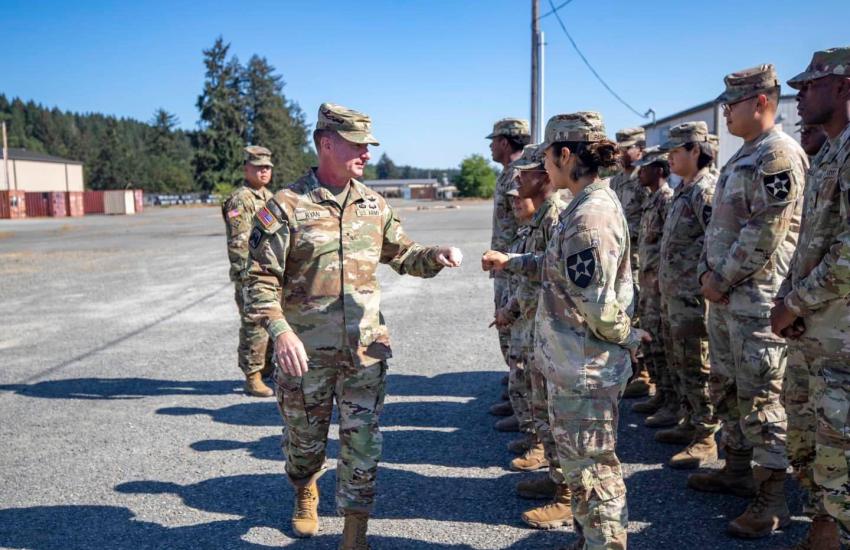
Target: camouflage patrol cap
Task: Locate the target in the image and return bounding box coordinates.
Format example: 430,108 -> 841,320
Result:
717,64 -> 780,104
788,47 -> 850,89
486,118 -> 531,139
615,127 -> 646,148
542,112 -> 607,148
244,145 -> 274,167
514,143 -> 546,171
634,146 -> 668,168
660,121 -> 709,151
316,102 -> 380,145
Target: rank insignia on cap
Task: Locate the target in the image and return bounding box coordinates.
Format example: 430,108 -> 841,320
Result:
249,227 -> 262,249
566,248 -> 596,288
257,206 -> 275,228
764,172 -> 791,201
702,205 -> 712,226
227,208 -> 241,219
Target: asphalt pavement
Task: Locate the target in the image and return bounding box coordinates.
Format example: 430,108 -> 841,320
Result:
0,202 -> 808,549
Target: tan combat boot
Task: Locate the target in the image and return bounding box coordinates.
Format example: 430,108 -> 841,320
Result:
622,367 -> 653,398
490,400 -> 513,417
507,433 -> 535,455
244,371 -> 274,397
727,466 -> 790,538
339,511 -> 369,550
516,473 -> 557,500
655,422 -> 696,444
687,447 -> 756,498
644,401 -> 679,428
781,515 -> 840,550
290,469 -> 325,537
668,435 -> 718,469
631,390 -> 666,415
494,415 -> 520,432
511,441 -> 548,472
522,484 -> 573,529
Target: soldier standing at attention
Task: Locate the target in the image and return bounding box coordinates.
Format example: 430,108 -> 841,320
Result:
488,118 -> 532,425
693,65 -> 808,539
630,147 -> 674,424
611,128 -> 652,399
243,103 -> 462,550
651,123 -> 719,471
771,47 -> 850,549
483,112 -> 650,550
222,145 -> 276,397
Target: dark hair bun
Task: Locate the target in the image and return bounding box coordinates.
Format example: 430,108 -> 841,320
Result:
579,140 -> 618,169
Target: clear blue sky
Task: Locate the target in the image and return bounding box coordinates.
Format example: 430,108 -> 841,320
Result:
4,0 -> 848,169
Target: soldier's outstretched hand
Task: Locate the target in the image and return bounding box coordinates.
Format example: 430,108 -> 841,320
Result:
481,250 -> 509,272
436,246 -> 463,268
275,332 -> 310,376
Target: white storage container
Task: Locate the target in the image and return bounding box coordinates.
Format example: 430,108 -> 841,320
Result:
103,190 -> 136,215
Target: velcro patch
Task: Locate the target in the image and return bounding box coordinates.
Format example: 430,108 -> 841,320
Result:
249,227 -> 263,249
227,208 -> 241,219
566,247 -> 596,288
356,209 -> 381,216
764,171 -> 792,200
294,209 -> 331,221
702,205 -> 712,226
257,206 -> 276,228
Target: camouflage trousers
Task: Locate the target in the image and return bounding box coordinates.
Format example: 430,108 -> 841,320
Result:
707,304 -> 788,470
494,276 -> 510,363
662,294 -> 718,438
810,354 -> 850,544
549,380 -> 628,550
637,282 -> 671,397
275,356 -> 387,514
783,344 -> 824,518
509,352 -> 534,434
529,355 -> 565,485
234,283 -> 273,376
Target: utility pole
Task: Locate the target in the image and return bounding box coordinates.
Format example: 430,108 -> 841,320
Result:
530,0 -> 544,143
1,121 -> 9,192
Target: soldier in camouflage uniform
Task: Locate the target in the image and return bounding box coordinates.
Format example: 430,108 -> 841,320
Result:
507,144 -> 572,530
244,103 -> 462,549
612,127 -> 652,399
651,123 -> 720,471
488,118 -> 532,425
484,112 -> 650,550
770,48 -> 850,549
692,65 -> 808,539
630,147 -> 674,422
222,145 -> 276,397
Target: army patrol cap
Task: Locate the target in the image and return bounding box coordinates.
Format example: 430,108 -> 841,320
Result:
788,47 -> 850,89
514,143 -> 546,171
316,102 -> 380,145
615,127 -> 646,148
542,112 -> 607,148
244,145 -> 274,167
634,146 -> 668,168
717,64 -> 780,104
486,118 -> 531,139
660,121 -> 710,151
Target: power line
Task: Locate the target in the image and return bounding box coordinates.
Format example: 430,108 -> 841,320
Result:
538,0 -> 575,19
545,0 -> 652,120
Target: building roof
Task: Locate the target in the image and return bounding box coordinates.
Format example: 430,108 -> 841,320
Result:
363,178 -> 439,187
644,94 -> 797,129
0,147 -> 84,165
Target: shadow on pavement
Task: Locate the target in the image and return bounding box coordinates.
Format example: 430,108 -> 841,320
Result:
0,378 -> 242,400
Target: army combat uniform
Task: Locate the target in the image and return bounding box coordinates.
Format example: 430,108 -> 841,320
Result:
781,49 -> 850,545
694,65 -> 808,538
611,127 -> 650,278
222,146 -> 275,378
507,113 -> 639,550
244,104 -> 447,517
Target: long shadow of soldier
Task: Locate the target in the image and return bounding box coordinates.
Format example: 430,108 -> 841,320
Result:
0,378 -> 241,400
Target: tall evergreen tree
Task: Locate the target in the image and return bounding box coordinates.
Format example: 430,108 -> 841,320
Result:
376,153 -> 399,179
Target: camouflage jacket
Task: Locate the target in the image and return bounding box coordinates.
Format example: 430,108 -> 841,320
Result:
506,181 -> 638,391
778,123 -> 850,357
504,224 -> 532,353
659,168 -> 716,298
698,127 -> 808,316
610,168 -> 649,268
222,184 -> 274,283
491,162 -> 519,253
244,169 -> 444,367
637,181 -> 674,293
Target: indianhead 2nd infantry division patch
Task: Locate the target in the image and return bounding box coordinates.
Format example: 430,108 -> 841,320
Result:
763,171 -> 791,201
567,248 -> 596,288
249,227 -> 262,249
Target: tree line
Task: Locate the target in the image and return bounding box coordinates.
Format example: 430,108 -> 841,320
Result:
0,36 -> 497,197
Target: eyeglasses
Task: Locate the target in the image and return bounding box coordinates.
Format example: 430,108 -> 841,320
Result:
721,96 -> 757,114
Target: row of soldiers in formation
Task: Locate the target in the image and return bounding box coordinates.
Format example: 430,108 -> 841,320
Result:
481,47 -> 850,550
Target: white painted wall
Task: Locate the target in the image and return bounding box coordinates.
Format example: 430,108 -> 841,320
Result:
6,160 -> 84,192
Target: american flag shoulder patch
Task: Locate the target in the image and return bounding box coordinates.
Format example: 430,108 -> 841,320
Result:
227,208 -> 241,219
257,206 -> 275,228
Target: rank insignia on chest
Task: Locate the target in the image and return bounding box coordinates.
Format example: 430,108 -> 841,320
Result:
764,172 -> 791,200
702,205 -> 712,226
227,208 -> 241,219
257,206 -> 275,228
566,247 -> 596,288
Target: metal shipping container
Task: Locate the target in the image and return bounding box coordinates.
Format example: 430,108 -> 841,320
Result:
104,190 -> 136,215
0,191 -> 27,219
47,192 -> 67,217
24,192 -> 49,217
133,189 -> 144,213
83,191 -> 105,214
66,191 -> 84,217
